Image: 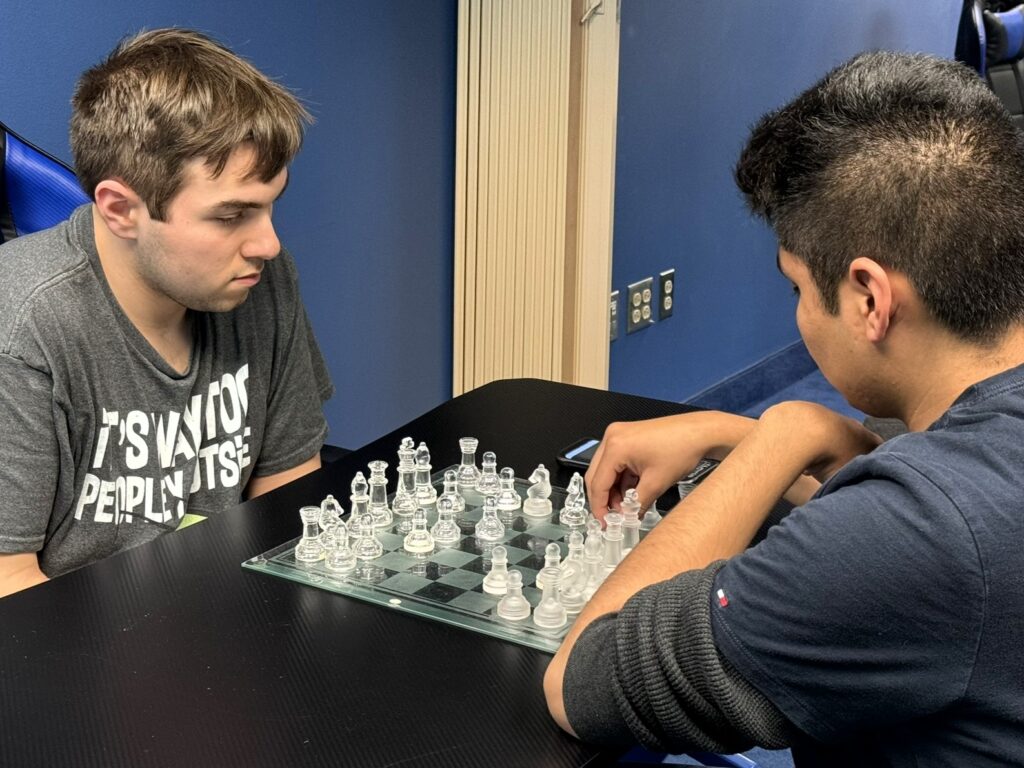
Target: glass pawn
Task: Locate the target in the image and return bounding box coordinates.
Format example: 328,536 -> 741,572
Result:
532,575 -> 569,629
603,511 -> 624,571
639,500 -> 663,532
352,514 -> 384,561
436,469 -> 466,519
496,570 -> 531,621
523,464 -> 553,518
559,472 -> 587,527
456,436 -> 483,491
559,530 -> 586,592
621,488 -> 642,552
413,442 -> 438,509
403,508 -> 435,555
581,525 -> 606,600
495,467 -> 522,513
367,460 -> 393,528
324,520 -> 356,574
482,544 -> 510,595
295,505 -> 325,563
559,568 -> 586,616
535,542 -> 563,590
431,496 -> 462,546
475,451 -> 501,496
474,496 -> 506,541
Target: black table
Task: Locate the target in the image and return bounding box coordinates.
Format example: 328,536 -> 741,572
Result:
0,379 -> 697,768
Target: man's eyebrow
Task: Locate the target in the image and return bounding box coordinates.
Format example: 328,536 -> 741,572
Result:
211,172 -> 290,211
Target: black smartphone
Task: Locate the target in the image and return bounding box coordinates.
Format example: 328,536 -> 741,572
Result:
556,437 -> 601,470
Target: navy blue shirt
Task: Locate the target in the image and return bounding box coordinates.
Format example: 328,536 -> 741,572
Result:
713,364 -> 1024,765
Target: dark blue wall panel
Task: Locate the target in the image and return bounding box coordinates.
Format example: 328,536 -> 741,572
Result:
611,0 -> 962,402
0,0 -> 455,448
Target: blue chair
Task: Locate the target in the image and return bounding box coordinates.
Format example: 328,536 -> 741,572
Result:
957,1 -> 1024,128
0,120 -> 89,244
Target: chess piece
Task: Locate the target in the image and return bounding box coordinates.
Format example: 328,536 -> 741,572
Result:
535,542 -> 562,590
621,489 -> 642,551
532,576 -> 568,630
474,496 -> 505,541
559,530 -> 586,592
393,441 -> 418,534
639,500 -> 663,532
495,467 -> 522,513
403,508 -> 435,555
456,436 -> 483,490
496,570 -> 531,621
367,461 -> 393,528
436,469 -> 466,518
482,545 -> 510,595
581,525 -> 606,600
430,496 -> 461,546
522,464 -> 553,518
559,472 -> 587,527
558,568 -> 586,616
352,514 -> 384,561
475,451 -> 501,496
319,494 -> 344,533
295,505 -> 325,563
324,519 -> 357,574
603,512 -> 624,571
413,442 -> 438,508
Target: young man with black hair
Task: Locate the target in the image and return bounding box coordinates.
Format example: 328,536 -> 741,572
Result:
0,30 -> 333,597
544,51 -> 1024,765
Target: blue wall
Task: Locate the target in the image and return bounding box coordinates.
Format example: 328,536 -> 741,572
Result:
0,0 -> 456,449
610,0 -> 962,402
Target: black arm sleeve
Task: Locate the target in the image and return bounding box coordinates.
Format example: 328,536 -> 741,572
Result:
563,560 -> 796,753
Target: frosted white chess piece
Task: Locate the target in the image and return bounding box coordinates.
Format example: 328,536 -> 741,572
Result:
431,497 -> 461,546
522,464 -> 553,518
535,542 -> 563,590
403,508 -> 435,555
621,488 -> 642,552
496,570 -> 531,621
483,545 -> 510,595
475,496 -> 506,541
639,500 -> 663,532
559,472 -> 587,527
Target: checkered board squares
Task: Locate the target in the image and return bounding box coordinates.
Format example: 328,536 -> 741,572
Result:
244,465 -> 582,654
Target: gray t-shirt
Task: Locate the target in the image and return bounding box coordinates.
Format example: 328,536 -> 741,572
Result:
0,205 -> 333,577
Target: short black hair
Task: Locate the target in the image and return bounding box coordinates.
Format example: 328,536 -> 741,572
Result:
736,51 -> 1024,343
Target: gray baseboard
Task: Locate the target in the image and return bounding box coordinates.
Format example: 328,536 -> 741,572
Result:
685,341 -> 816,413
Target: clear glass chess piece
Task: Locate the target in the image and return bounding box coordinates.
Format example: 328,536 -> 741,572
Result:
639,500 -> 663,532
535,542 -> 563,590
621,488 -> 642,551
456,437 -> 482,491
495,467 -> 522,513
474,496 -> 506,541
532,576 -> 569,629
324,520 -> 357,574
430,496 -> 461,546
603,511 -> 624,570
319,494 -> 344,533
352,514 -> 384,561
475,451 -> 501,496
482,544 -> 510,595
582,525 -> 606,600
522,464 -> 553,518
559,472 -> 587,527
559,530 -> 586,592
295,505 -> 325,563
558,568 -> 586,616
413,442 -> 438,509
403,508 -> 435,555
436,469 -> 466,519
392,452 -> 418,534
496,569 -> 531,621
367,460 -> 393,528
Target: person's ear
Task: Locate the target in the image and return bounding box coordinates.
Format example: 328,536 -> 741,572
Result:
847,257 -> 893,343
93,179 -> 146,240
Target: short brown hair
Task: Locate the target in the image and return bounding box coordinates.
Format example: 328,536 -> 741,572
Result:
71,28 -> 312,220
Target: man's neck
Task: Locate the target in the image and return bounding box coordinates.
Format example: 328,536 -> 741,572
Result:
896,325 -> 1024,431
92,205 -> 193,373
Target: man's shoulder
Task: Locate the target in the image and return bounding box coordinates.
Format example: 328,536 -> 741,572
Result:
0,209 -> 93,352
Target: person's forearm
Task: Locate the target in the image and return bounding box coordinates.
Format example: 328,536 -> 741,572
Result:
546,408 -> 824,732
0,553 -> 49,599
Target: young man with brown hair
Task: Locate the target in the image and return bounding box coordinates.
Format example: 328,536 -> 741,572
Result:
0,29 -> 333,597
545,52 -> 1024,765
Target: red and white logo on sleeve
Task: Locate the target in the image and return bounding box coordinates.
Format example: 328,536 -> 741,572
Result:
716,588 -> 729,607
